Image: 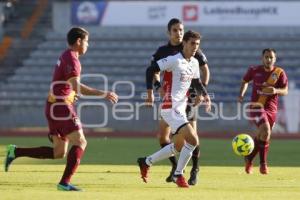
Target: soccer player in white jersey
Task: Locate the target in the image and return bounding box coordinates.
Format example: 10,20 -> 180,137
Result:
138,30 -> 211,188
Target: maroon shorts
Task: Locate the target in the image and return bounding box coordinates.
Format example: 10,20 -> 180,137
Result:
249,108 -> 276,128
45,102 -> 82,140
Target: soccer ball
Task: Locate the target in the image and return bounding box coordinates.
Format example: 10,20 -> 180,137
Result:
232,134 -> 254,156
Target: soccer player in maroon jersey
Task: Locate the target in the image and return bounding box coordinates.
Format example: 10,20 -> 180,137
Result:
145,18 -> 210,185
238,48 -> 288,174
4,27 -> 118,191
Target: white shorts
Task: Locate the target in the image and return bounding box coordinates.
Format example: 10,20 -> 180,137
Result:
160,107 -> 189,134
158,104 -> 197,121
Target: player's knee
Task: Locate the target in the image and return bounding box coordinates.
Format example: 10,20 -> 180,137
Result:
158,130 -> 170,143
159,136 -> 170,144
71,136 -> 87,150
186,133 -> 198,146
261,131 -> 271,141
174,141 -> 184,152
262,125 -> 269,133
189,128 -> 199,145
261,127 -> 271,141
54,150 -> 67,159
79,138 -> 87,150
197,139 -> 200,147
192,136 -> 199,146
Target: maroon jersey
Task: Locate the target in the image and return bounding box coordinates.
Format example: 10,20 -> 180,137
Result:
243,65 -> 288,112
45,49 -> 82,138
51,49 -> 81,99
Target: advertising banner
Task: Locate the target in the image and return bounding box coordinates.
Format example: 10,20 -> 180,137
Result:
71,1 -> 300,26
71,1 -> 107,25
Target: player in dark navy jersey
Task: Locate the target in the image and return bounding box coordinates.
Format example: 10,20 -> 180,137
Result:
145,18 -> 210,185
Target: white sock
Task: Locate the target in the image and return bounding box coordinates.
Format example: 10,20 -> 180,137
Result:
174,143 -> 196,175
146,143 -> 177,166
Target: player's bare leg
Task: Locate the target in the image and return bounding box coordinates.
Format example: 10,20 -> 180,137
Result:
52,135 -> 69,159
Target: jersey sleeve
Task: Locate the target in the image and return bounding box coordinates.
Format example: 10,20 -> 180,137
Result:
151,46 -> 165,66
194,50 -> 208,66
65,55 -> 81,80
193,60 -> 200,79
243,67 -> 254,82
157,55 -> 177,72
276,70 -> 288,88
152,48 -> 161,62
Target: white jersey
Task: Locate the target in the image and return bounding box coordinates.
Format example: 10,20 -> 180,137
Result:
157,52 -> 200,110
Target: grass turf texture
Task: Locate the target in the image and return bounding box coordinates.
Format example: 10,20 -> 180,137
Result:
0,137 -> 299,200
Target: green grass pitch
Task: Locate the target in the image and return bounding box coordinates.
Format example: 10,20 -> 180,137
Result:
0,137 -> 299,200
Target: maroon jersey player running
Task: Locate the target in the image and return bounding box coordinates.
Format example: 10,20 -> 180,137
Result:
238,48 -> 288,174
4,27 -> 118,191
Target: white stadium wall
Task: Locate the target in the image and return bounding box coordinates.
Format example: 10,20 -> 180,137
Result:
53,1 -> 300,33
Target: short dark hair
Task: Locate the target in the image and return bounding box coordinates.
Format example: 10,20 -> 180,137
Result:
183,30 -> 201,42
67,27 -> 89,45
167,18 -> 183,31
262,48 -> 276,55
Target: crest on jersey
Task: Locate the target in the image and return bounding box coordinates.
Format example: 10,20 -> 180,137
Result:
186,67 -> 193,75
66,65 -> 73,74
271,72 -> 279,81
161,58 -> 168,63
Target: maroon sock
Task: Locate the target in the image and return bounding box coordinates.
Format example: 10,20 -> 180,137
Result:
15,146 -> 54,159
246,137 -> 259,162
258,140 -> 269,165
59,146 -> 84,185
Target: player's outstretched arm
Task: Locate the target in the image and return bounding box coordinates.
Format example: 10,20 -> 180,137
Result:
68,77 -> 118,104
238,80 -> 249,103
